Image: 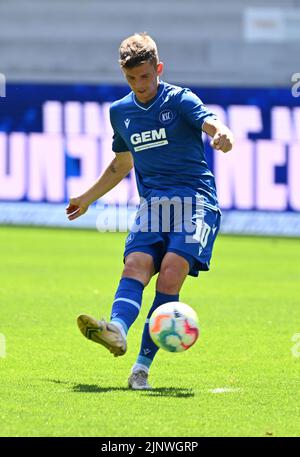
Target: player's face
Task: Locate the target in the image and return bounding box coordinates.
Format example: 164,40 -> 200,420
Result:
122,61 -> 164,103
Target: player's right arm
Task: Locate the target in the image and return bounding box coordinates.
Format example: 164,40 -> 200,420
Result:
66,151 -> 133,221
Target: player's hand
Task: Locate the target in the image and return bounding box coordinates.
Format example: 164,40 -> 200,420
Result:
210,132 -> 234,153
66,196 -> 89,221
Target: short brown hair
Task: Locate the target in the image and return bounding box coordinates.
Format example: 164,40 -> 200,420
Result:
119,33 -> 159,69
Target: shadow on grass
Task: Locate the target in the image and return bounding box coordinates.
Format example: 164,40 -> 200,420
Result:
44,379 -> 194,398
73,384 -> 130,393
73,384 -> 194,398
141,388 -> 194,398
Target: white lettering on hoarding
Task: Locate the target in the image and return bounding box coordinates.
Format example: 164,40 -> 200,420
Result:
83,102 -> 103,136
43,101 -> 63,134
65,102 -> 82,135
0,132 -> 26,200
66,135 -> 99,197
289,143 -> 300,211
228,105 -> 262,139
214,140 -> 254,209
256,140 -> 287,211
27,134 -> 65,202
0,101 -> 299,211
215,106 -> 300,211
272,107 -> 293,141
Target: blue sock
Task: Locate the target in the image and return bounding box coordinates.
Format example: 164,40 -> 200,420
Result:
110,277 -> 144,335
135,291 -> 179,369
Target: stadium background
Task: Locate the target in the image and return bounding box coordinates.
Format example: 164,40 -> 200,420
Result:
1,0 -> 300,439
1,0 -> 299,235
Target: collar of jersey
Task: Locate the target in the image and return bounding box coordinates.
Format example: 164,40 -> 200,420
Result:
132,81 -> 165,111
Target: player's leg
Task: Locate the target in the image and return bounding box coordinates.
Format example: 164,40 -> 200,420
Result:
77,251 -> 155,357
155,251 -> 191,293
128,252 -> 193,389
129,207 -> 221,389
108,251 -> 155,339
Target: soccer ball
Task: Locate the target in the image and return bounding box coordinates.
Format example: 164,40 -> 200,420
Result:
149,302 -> 200,352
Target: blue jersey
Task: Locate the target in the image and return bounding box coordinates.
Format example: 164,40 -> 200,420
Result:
109,80 -> 219,211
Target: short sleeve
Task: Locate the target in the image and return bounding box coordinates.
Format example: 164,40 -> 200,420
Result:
177,88 -> 217,130
111,130 -> 129,153
109,105 -> 129,153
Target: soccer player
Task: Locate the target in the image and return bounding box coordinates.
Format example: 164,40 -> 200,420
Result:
66,33 -> 234,390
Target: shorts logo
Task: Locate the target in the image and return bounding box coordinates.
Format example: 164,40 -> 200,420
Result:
125,233 -> 134,245
159,109 -> 174,124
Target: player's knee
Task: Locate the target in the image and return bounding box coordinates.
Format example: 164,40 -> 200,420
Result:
123,254 -> 154,285
156,264 -> 185,294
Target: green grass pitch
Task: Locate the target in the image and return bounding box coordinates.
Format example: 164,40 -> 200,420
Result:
0,226 -> 299,437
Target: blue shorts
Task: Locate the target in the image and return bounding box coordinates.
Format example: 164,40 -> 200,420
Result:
124,196 -> 221,277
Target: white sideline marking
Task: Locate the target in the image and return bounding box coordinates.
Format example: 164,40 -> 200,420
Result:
0,334 -> 6,358
209,387 -> 241,394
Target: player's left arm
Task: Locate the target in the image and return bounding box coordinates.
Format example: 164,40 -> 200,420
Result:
202,118 -> 234,153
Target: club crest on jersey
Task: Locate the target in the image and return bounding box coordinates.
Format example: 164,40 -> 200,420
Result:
130,128 -> 168,152
159,109 -> 174,124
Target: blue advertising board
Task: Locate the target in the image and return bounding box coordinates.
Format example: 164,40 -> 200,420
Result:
0,83 -> 299,235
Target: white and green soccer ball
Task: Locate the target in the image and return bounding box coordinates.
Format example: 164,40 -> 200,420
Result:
149,302 -> 200,352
